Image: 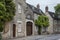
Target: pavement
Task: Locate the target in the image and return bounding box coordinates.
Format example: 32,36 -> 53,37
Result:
3,34 -> 60,40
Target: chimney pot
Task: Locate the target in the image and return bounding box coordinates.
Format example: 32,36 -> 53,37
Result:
45,6 -> 48,12
37,4 -> 40,9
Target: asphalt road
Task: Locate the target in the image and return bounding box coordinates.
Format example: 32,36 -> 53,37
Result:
35,34 -> 60,40
6,34 -> 60,40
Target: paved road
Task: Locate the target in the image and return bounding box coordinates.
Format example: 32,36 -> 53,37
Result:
35,34 -> 60,40
6,34 -> 60,40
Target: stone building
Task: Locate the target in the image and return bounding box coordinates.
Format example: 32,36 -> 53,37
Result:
2,0 -> 44,38
45,6 -> 60,34
45,6 -> 54,34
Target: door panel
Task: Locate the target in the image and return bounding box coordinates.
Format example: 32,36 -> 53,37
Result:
26,22 -> 32,36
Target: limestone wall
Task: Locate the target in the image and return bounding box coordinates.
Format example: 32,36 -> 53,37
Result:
45,12 -> 53,34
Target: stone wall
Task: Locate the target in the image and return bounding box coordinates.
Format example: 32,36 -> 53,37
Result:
45,12 -> 54,34
53,20 -> 60,33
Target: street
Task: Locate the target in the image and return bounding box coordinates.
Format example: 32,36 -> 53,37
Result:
35,34 -> 60,40
6,34 -> 60,40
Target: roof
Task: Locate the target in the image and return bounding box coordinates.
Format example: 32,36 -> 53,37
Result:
48,11 -> 60,20
48,11 -> 54,18
26,3 -> 44,15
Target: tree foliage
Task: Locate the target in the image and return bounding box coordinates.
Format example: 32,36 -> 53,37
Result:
54,4 -> 60,19
0,0 -> 15,32
35,15 -> 49,34
54,4 -> 60,13
0,2 -> 5,32
35,15 -> 49,27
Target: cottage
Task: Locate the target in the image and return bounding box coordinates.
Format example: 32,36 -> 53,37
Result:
45,6 -> 60,34
2,0 -> 44,38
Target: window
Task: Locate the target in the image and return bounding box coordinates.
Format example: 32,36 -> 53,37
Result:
27,14 -> 31,19
18,4 -> 22,13
18,23 -> 22,32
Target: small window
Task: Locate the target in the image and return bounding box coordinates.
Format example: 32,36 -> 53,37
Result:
27,14 -> 31,19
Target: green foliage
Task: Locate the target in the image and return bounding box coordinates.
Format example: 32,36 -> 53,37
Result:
0,2 -> 5,32
0,0 -> 5,4
0,0 -> 15,32
43,16 -> 49,27
35,15 -> 49,34
54,4 -> 60,13
35,15 -> 49,27
54,4 -> 60,18
5,0 -> 15,21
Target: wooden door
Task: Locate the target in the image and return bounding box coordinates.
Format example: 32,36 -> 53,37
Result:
26,22 -> 32,36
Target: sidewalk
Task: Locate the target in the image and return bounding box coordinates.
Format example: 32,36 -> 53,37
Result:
3,35 -> 48,40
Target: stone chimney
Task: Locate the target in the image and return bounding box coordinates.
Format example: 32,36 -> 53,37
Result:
36,4 -> 40,9
45,6 -> 48,12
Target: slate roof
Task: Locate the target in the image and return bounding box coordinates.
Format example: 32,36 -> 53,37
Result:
48,11 -> 55,18
48,11 -> 60,20
26,3 -> 44,15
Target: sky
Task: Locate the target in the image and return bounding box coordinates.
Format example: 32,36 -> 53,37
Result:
26,0 -> 60,12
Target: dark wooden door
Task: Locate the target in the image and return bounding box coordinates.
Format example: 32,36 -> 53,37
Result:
13,24 -> 16,37
26,22 -> 32,36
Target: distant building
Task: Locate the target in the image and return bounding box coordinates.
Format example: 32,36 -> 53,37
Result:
2,0 -> 44,38
45,6 -> 60,34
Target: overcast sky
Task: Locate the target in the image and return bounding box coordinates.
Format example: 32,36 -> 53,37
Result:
26,0 -> 60,12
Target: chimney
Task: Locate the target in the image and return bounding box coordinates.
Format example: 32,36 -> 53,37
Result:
45,6 -> 48,12
36,4 -> 40,9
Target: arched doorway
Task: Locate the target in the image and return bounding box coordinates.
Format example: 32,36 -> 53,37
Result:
26,22 -> 33,36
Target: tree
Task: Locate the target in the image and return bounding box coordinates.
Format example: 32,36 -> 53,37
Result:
0,2 -> 6,32
5,0 -> 15,21
54,4 -> 60,13
35,15 -> 49,35
54,4 -> 60,19
0,0 -> 15,40
0,0 -> 15,32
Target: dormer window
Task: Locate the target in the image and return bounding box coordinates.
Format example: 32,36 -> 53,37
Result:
18,3 -> 22,13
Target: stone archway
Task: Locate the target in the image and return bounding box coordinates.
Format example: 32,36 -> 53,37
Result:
26,21 -> 33,36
